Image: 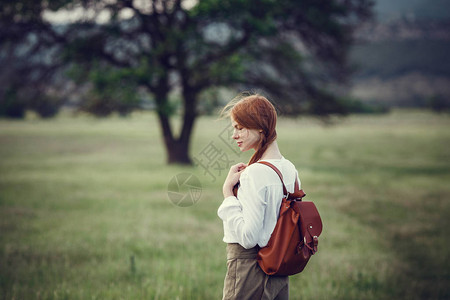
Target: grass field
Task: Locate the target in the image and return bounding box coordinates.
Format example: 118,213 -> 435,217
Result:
0,110 -> 449,299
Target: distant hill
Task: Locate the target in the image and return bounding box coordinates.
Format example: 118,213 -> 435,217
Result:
348,0 -> 450,108
351,39 -> 450,78
375,0 -> 450,21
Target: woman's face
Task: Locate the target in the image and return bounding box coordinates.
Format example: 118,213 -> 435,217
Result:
231,117 -> 261,152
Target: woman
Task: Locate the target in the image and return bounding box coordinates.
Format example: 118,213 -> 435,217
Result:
218,94 -> 301,300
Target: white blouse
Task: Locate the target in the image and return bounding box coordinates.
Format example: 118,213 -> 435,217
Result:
217,157 -> 301,249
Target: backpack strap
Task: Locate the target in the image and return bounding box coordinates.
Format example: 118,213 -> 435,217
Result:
258,161 -> 305,200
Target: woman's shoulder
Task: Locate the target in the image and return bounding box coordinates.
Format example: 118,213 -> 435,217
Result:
260,157 -> 297,171
240,161 -> 274,177
242,162 -> 274,177
239,163 -> 281,191
258,157 -> 299,180
280,157 -> 298,171
243,157 -> 297,174
242,158 -> 290,181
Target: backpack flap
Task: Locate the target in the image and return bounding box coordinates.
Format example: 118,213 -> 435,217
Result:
297,201 -> 322,255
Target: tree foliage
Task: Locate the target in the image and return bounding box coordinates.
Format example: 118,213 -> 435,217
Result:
0,0 -> 373,163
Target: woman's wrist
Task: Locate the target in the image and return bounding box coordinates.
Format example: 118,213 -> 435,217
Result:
222,182 -> 234,198
223,190 -> 234,198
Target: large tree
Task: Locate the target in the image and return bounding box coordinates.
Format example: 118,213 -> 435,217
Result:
0,0 -> 373,164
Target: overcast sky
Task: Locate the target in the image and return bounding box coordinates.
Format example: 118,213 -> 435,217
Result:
44,0 -> 450,24
43,0 -> 198,24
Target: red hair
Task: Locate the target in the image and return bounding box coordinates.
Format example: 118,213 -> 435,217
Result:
222,94 -> 277,165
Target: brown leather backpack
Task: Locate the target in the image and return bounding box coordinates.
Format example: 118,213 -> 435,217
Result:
256,161 -> 323,276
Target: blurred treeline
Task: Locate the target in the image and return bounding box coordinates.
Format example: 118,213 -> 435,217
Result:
0,0 -> 378,121
2,0 -> 449,121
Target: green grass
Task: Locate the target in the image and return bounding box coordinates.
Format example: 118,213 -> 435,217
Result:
0,110 -> 449,299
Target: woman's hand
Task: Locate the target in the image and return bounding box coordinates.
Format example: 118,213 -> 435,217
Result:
223,163 -> 247,198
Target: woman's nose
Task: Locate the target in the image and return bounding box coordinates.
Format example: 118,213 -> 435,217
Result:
232,129 -> 238,139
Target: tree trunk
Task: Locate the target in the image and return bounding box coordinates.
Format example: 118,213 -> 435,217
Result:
155,88 -> 197,165
166,139 -> 192,164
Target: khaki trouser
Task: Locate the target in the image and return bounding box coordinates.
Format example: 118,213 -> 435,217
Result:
222,243 -> 289,300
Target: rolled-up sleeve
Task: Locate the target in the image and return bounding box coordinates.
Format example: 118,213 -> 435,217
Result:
217,196 -> 241,219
